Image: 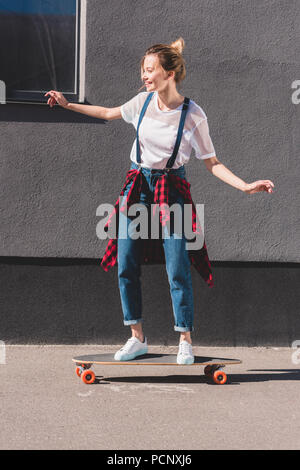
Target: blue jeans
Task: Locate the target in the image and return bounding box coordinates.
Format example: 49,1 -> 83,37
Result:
117,161 -> 194,332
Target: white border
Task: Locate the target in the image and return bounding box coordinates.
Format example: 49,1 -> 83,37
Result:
78,0 -> 87,103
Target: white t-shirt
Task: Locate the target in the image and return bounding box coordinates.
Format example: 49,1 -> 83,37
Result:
120,91 -> 216,169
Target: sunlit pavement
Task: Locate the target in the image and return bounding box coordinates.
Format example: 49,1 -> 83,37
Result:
0,345 -> 299,450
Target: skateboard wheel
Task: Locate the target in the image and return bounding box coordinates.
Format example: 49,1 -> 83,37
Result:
81,369 -> 96,384
213,370 -> 227,385
76,367 -> 82,377
204,365 -> 214,376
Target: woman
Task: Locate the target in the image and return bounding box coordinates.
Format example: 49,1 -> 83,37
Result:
45,37 -> 274,364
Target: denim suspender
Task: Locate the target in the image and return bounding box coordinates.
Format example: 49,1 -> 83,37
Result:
136,92 -> 154,165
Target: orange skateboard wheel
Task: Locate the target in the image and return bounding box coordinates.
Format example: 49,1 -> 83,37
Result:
76,364 -> 86,377
213,370 -> 227,385
81,369 -> 96,384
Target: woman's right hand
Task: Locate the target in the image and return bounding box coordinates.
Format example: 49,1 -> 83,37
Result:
44,90 -> 69,108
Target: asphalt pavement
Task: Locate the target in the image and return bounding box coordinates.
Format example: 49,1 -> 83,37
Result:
0,345 -> 299,450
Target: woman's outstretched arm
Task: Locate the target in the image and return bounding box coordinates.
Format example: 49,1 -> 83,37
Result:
204,156 -> 275,195
44,90 -> 122,121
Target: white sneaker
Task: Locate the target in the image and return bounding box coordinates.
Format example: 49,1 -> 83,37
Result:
114,336 -> 148,361
177,340 -> 194,365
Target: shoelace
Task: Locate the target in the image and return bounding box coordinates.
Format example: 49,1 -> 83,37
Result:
179,342 -> 193,356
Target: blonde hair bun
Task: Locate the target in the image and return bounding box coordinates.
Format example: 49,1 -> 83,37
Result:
170,37 -> 185,55
140,38 -> 186,87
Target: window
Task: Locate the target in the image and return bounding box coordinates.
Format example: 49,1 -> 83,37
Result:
0,0 -> 85,104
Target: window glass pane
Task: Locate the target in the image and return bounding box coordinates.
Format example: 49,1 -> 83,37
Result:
0,0 -> 78,94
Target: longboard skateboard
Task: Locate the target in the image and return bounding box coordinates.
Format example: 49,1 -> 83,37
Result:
72,353 -> 242,385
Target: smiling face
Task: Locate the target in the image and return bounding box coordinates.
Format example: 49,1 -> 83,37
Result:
141,54 -> 174,92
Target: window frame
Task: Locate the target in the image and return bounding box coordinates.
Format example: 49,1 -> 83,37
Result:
3,0 -> 86,105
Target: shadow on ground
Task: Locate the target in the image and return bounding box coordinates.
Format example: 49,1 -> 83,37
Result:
85,369 -> 300,386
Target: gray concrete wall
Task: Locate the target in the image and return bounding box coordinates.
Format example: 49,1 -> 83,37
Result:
1,1 -> 299,344
1,258 -> 299,346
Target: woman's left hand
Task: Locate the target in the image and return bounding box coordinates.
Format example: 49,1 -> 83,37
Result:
244,180 -> 274,194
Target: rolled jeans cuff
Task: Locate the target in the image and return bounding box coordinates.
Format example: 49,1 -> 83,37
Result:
123,318 -> 143,326
174,325 -> 194,332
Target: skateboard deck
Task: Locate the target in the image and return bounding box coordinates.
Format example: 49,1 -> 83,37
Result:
73,353 -> 242,385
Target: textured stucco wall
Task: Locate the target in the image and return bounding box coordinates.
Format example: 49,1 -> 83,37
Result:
1,0 -> 299,262
1,259 -> 299,346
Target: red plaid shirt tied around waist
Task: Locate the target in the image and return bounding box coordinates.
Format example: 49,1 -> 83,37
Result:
100,168 -> 214,288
